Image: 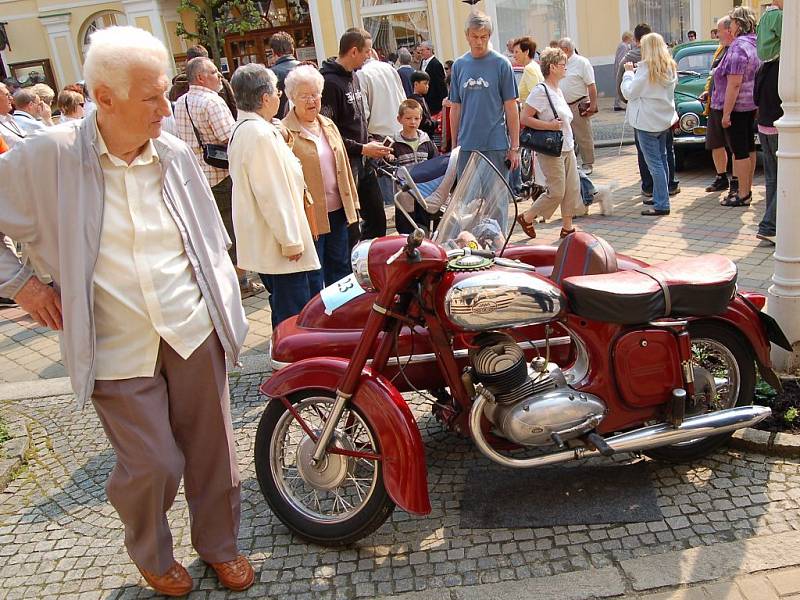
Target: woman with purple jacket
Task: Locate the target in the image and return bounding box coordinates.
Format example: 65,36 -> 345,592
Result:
713,6 -> 760,207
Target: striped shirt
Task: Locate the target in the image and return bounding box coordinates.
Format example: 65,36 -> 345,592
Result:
173,85 -> 234,186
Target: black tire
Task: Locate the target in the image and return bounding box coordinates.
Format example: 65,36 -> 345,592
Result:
644,321 -> 756,463
254,389 -> 395,546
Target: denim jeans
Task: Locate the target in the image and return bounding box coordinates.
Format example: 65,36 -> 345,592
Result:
456,149 -> 509,179
308,208 -> 351,291
349,156 -> 386,241
636,129 -> 671,211
636,129 -> 678,193
758,132 -> 778,236
259,271 -> 317,328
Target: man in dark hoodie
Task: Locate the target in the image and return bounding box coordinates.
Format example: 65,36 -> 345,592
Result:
320,28 -> 392,242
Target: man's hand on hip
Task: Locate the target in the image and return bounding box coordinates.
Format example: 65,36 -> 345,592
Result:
15,277 -> 63,330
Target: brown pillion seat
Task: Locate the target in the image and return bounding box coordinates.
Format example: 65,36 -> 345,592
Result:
550,231 -> 619,284
561,254 -> 737,325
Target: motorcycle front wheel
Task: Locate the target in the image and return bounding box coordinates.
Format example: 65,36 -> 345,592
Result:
644,321 -> 756,463
254,389 -> 395,546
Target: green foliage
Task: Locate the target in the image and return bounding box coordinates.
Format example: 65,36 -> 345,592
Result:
754,377 -> 778,404
784,407 -> 799,425
176,0 -> 263,65
0,418 -> 9,446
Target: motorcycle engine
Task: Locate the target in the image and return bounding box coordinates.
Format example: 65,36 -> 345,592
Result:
470,333 -> 606,447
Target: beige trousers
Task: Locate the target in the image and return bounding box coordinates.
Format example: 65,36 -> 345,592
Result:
91,333 -> 240,574
569,103 -> 595,167
524,150 -> 581,221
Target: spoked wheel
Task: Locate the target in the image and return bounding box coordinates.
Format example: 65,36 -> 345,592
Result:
254,390 -> 395,546
645,321 -> 756,462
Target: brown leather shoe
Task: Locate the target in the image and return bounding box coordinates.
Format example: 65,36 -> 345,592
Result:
208,555 -> 255,591
137,561 -> 193,597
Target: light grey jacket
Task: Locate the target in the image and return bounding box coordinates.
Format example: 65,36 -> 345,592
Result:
0,114 -> 249,408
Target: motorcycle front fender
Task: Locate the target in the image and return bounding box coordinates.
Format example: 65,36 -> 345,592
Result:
260,357 -> 431,516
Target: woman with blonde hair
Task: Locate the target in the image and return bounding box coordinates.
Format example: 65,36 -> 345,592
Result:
621,32 -> 678,216
56,89 -> 85,121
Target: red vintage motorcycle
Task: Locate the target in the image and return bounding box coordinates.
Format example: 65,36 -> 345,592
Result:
255,153 -> 790,546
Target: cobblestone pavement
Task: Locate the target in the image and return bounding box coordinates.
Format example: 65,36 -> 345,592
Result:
2,372 -> 800,599
0,139 -> 774,384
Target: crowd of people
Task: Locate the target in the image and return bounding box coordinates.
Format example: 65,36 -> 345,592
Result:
0,5 -> 786,595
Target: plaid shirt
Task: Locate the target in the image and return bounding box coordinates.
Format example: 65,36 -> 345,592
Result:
173,85 -> 235,186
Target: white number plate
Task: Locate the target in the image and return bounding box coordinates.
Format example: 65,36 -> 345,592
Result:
319,273 -> 366,315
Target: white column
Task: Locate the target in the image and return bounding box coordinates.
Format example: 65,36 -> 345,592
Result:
481,0 -> 501,52
121,0 -> 175,77
768,1 -> 800,371
308,0 -> 326,63
332,1 -> 347,39
38,13 -> 82,88
690,0 -> 702,38
618,0 -> 630,37
565,0 -> 579,48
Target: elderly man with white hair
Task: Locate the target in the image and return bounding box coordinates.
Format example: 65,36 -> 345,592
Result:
0,26 -> 253,596
418,40 -> 447,115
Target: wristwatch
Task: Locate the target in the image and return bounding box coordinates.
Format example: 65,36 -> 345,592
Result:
511,147 -> 521,152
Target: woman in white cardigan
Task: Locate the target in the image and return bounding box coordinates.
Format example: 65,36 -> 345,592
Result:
228,64 -> 320,328
621,32 -> 678,217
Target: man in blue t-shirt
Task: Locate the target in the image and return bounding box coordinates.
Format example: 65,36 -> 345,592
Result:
449,11 -> 520,176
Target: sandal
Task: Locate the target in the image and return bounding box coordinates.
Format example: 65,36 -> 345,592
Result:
516,214 -> 537,238
720,192 -> 752,207
559,227 -> 577,239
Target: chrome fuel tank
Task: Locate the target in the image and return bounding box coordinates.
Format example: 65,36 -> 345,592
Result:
440,269 -> 564,331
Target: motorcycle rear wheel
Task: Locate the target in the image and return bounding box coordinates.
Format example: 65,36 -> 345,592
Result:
644,321 -> 755,463
255,389 -> 395,546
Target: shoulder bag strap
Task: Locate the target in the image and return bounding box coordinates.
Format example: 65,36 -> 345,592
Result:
228,118 -> 257,147
184,96 -> 206,148
540,83 -> 560,122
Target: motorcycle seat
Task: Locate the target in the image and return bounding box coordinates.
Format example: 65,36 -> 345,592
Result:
550,231 -> 618,284
561,255 -> 737,324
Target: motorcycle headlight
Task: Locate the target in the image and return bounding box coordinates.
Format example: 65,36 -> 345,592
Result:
679,112 -> 700,133
350,240 -> 375,291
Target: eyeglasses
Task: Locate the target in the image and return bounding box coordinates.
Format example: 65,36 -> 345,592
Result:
297,93 -> 321,103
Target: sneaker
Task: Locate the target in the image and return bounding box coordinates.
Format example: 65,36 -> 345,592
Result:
668,186 -> 681,196
642,190 -> 653,198
0,297 -> 17,307
756,232 -> 776,245
705,174 -> 729,192
581,164 -> 593,175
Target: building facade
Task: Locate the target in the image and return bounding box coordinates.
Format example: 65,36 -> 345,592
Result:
0,0 -> 767,95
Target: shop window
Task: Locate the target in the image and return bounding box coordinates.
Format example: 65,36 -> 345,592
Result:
629,0 -> 692,45
495,0 -> 567,55
361,0 -> 430,59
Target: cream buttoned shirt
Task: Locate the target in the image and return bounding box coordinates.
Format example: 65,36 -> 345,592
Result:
92,127 -> 214,380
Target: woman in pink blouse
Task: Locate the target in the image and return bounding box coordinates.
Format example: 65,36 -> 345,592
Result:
283,65 -> 359,291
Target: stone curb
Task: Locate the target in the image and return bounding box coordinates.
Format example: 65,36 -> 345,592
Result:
383,530 -> 800,600
0,414 -> 30,491
730,426 -> 800,457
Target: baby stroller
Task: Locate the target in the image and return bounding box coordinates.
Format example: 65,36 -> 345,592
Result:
392,148 -> 460,234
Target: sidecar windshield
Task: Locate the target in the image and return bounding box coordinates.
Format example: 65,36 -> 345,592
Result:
432,152 -> 512,255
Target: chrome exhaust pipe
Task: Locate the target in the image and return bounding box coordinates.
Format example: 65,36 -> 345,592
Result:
469,395 -> 771,469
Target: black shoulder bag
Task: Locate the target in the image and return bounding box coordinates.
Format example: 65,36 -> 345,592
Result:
184,97 -> 229,169
519,83 -> 564,157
